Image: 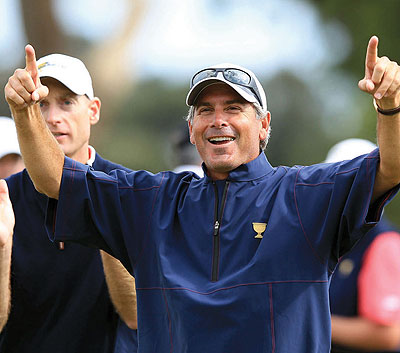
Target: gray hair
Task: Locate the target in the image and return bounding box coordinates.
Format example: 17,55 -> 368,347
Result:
184,102 -> 271,151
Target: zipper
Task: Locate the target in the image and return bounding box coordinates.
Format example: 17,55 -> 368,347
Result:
211,181 -> 230,282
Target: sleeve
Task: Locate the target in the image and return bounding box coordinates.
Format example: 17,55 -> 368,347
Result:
334,149 -> 399,258
358,232 -> 400,325
295,149 -> 399,269
45,156 -> 164,274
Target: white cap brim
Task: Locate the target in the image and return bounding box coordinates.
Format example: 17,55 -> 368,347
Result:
39,66 -> 93,99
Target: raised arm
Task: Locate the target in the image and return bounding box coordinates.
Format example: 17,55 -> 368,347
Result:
358,36 -> 400,202
100,251 -> 137,330
0,180 -> 15,331
4,45 -> 64,199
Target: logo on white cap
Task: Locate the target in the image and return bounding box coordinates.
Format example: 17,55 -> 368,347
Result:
37,54 -> 94,100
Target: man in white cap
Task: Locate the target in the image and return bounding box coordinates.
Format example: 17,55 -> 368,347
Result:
5,35 -> 400,352
327,139 -> 400,352
0,117 -> 23,332
1,53 -> 137,352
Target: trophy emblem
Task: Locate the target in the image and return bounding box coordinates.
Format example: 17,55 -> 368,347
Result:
252,222 -> 267,239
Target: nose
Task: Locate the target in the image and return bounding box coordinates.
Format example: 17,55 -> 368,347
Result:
212,108 -> 228,128
44,105 -> 61,126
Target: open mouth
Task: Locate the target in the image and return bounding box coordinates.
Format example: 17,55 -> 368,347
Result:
52,132 -> 67,138
208,136 -> 235,145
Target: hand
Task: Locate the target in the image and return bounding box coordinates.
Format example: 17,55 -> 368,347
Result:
4,45 -> 49,111
358,36 -> 400,110
0,180 -> 14,248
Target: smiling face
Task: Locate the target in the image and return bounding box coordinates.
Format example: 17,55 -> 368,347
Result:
39,78 -> 100,163
189,84 -> 270,180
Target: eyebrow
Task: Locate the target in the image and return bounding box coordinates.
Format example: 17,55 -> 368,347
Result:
61,93 -> 78,99
40,93 -> 79,104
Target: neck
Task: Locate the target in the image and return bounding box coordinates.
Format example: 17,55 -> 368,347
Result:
207,170 -> 229,180
68,145 -> 90,164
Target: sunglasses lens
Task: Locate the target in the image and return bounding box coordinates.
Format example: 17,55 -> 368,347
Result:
224,69 -> 251,85
192,69 -> 217,86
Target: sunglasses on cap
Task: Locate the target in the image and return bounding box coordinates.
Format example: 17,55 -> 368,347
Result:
191,68 -> 263,107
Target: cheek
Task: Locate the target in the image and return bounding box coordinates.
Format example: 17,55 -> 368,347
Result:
189,122 -> 203,145
75,115 -> 90,132
189,129 -> 195,145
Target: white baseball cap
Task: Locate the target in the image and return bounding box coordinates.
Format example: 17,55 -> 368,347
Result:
37,53 -> 94,99
186,63 -> 267,112
324,138 -> 377,163
0,117 -> 20,159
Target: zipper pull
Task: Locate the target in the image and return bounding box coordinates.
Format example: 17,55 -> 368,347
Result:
213,220 -> 220,236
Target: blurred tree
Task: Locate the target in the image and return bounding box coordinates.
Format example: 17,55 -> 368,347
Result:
16,0 -> 147,128
98,79 -> 189,171
21,0 -> 66,57
309,0 -> 400,77
264,71 -> 336,167
309,0 -> 400,139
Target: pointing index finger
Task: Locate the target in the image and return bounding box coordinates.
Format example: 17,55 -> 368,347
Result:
25,44 -> 39,87
365,36 -> 379,78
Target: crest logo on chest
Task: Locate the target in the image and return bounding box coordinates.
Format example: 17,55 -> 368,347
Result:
252,222 -> 267,239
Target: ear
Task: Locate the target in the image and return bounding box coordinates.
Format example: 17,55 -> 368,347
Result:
188,120 -> 195,145
259,111 -> 271,141
88,97 -> 101,126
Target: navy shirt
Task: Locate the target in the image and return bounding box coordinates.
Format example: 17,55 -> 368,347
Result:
114,320 -> 139,353
1,153 -> 138,353
48,150 -> 398,353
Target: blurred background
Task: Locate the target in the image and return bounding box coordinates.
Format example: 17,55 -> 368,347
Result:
1,0 -> 399,223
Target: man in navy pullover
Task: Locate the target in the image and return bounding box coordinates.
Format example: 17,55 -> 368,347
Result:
1,53 -> 138,352
5,36 -> 400,352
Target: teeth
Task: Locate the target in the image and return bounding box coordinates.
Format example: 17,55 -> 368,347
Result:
209,137 -> 234,142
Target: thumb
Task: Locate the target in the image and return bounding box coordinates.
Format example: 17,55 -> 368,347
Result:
0,180 -> 9,200
358,78 -> 375,93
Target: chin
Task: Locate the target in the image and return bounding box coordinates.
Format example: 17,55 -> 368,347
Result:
210,160 -> 238,172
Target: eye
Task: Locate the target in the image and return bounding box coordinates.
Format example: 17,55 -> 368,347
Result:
226,106 -> 241,112
39,101 -> 48,108
64,100 -> 72,105
199,107 -> 212,114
